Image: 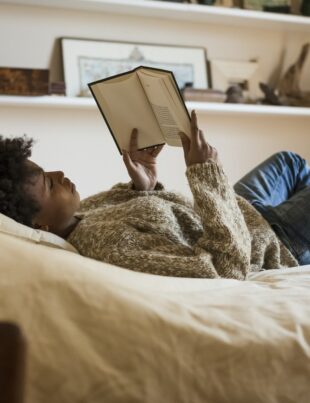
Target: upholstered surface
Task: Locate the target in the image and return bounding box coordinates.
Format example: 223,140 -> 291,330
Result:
1,231 -> 310,402
0,213 -> 78,253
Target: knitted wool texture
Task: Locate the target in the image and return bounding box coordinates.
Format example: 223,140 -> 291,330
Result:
67,162 -> 298,279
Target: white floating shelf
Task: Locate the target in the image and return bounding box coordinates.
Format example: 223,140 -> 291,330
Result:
0,96 -> 95,110
188,102 -> 310,117
1,0 -> 310,32
1,95 -> 310,117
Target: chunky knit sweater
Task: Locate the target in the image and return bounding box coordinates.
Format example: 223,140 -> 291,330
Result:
67,161 -> 298,279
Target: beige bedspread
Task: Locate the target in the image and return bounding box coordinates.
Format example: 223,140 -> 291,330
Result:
1,231 -> 310,403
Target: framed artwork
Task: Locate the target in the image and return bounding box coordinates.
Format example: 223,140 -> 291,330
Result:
61,37 -> 208,97
209,59 -> 260,99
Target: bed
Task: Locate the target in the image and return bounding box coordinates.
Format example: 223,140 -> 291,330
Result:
1,218 -> 310,403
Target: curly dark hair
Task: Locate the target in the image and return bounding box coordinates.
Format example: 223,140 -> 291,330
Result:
0,135 -> 41,227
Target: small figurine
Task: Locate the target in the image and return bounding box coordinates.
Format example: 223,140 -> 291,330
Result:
259,43 -> 310,107
225,85 -> 245,103
278,43 -> 309,98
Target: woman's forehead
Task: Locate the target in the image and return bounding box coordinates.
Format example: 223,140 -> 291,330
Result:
26,159 -> 42,172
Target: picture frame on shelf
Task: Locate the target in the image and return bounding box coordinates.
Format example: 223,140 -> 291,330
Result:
209,58 -> 261,99
61,37 -> 208,98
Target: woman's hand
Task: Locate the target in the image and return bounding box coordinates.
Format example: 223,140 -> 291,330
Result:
122,128 -> 164,191
179,110 -> 219,167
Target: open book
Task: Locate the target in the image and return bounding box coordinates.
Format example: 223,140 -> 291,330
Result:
88,66 -> 191,154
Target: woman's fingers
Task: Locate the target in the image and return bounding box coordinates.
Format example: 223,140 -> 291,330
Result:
199,129 -> 207,146
190,110 -> 200,144
129,130 -> 164,158
179,111 -> 220,166
151,144 -> 164,157
179,132 -> 190,152
179,132 -> 190,165
122,149 -> 137,173
129,128 -> 138,153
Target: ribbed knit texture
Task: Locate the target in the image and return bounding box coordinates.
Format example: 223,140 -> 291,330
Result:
68,161 -> 298,279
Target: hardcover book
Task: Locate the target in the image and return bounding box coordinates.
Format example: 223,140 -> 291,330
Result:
88,66 -> 191,154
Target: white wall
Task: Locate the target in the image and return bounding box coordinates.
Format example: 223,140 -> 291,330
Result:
0,3 -> 309,199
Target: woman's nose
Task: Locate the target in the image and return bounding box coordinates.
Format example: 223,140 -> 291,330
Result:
56,171 -> 65,183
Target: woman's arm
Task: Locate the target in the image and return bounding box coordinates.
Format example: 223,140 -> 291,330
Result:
186,160 -> 251,279
179,110 -> 251,278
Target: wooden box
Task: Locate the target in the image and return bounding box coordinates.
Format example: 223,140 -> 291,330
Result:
0,67 -> 49,96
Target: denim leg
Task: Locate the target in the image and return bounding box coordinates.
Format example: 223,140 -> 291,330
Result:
234,151 -> 310,265
234,151 -> 310,213
269,187 -> 310,265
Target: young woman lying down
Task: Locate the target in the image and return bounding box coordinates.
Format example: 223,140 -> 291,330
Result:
1,110 -> 309,279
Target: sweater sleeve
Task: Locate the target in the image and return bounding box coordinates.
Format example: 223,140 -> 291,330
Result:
185,161 -> 251,279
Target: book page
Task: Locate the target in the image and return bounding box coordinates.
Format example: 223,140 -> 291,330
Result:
137,69 -> 191,147
90,72 -> 164,152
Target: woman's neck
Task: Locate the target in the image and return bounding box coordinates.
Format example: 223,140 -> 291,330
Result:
56,216 -> 81,239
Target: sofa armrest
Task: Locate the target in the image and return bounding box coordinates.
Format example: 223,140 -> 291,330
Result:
0,322 -> 26,403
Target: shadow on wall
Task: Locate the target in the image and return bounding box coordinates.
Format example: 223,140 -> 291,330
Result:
49,37 -> 64,83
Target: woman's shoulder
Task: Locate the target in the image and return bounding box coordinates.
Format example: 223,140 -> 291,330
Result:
79,182 -> 194,212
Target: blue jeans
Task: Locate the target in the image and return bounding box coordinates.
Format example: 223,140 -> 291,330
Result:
234,152 -> 310,265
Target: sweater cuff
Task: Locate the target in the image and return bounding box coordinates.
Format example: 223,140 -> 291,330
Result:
186,162 -> 227,188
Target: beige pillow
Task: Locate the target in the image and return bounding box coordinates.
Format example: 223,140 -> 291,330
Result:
0,212 -> 78,253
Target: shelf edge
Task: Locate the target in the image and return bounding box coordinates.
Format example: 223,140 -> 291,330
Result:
0,96 -> 310,117
1,0 -> 310,32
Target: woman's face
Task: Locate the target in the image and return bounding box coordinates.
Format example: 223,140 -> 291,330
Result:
24,160 -> 80,234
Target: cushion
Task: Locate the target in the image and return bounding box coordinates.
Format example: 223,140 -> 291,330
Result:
0,213 -> 78,253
